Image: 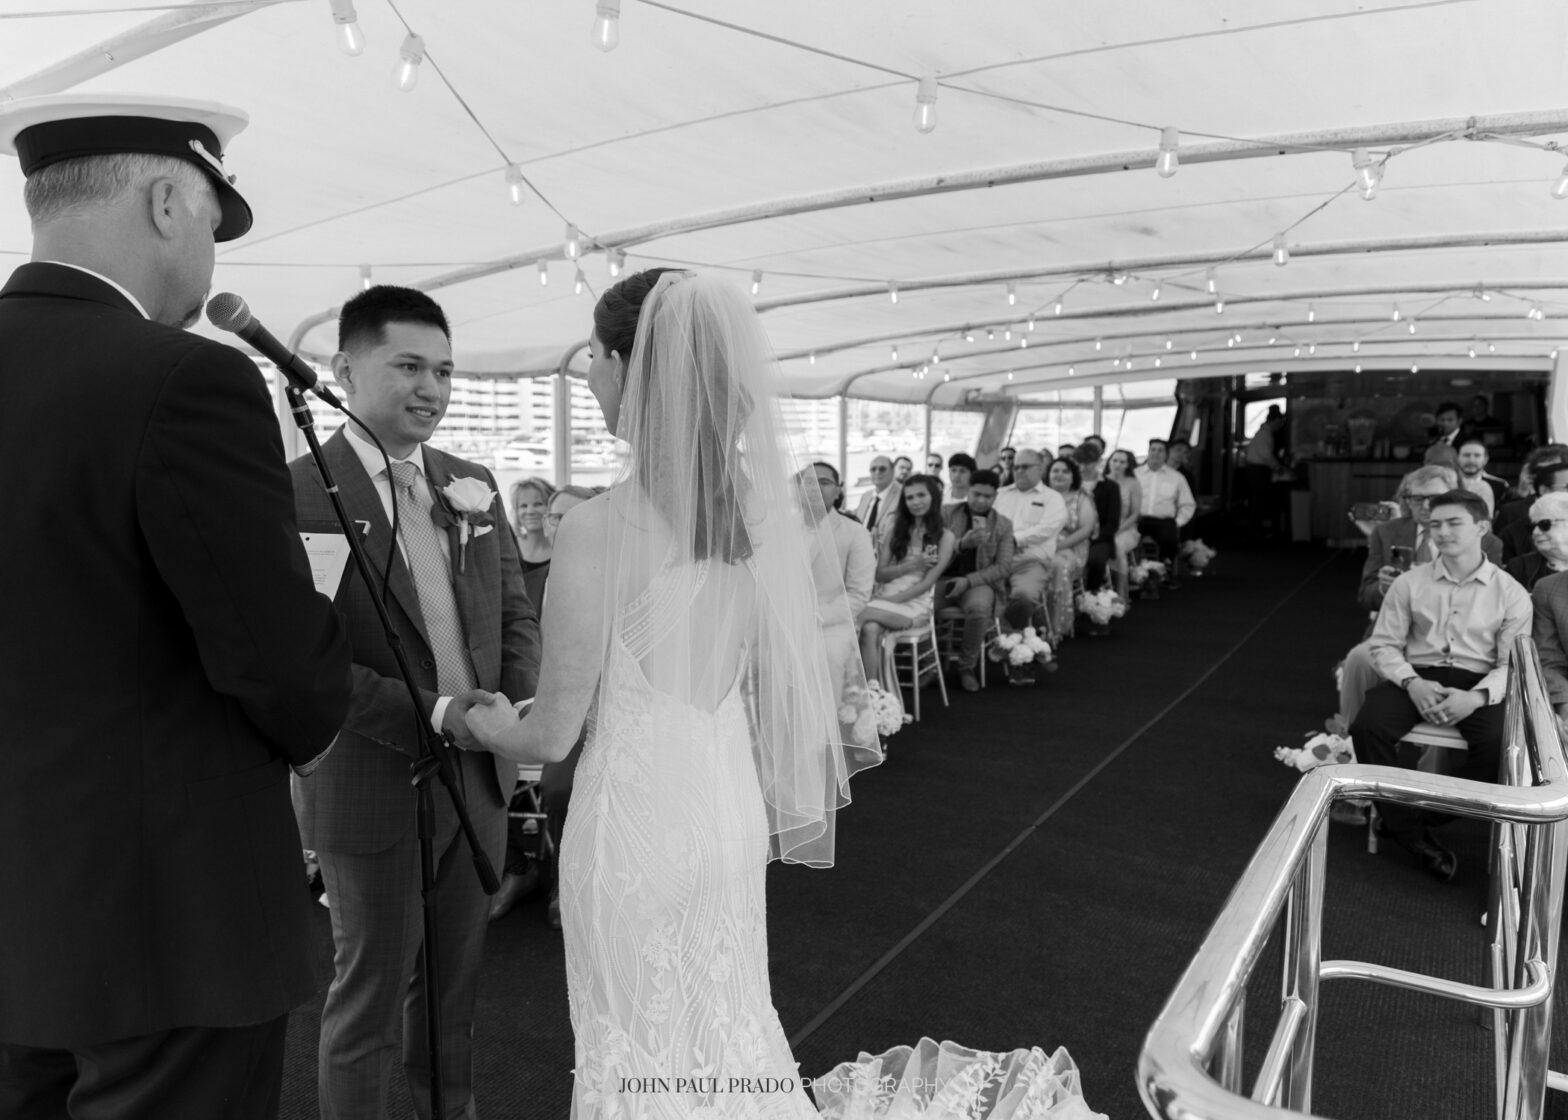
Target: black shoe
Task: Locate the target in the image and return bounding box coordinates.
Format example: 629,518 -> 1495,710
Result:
489,862 -> 544,921
1400,831 -> 1458,882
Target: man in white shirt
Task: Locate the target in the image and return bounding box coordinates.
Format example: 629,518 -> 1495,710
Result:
1456,436 -> 1506,514
854,456 -> 900,540
992,448 -> 1068,615
1135,439 -> 1196,568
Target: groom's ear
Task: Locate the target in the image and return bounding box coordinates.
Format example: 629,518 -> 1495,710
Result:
331,351 -> 354,393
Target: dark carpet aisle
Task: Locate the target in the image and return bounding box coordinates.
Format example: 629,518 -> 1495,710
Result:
280,544 -> 1521,1120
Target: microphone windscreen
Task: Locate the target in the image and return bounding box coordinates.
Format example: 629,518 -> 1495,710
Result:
205,292 -> 252,333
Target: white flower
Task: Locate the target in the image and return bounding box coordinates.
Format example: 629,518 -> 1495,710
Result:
640,919 -> 677,970
441,476 -> 496,514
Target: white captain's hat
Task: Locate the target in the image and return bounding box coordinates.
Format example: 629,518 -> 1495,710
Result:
0,93 -> 252,241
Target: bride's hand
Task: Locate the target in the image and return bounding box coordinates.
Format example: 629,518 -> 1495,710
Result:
464,691 -> 520,747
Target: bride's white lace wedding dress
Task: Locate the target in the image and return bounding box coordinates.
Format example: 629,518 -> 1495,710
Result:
562,558 -> 817,1120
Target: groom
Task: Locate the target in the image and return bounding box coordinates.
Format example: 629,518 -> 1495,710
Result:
290,285 -> 541,1119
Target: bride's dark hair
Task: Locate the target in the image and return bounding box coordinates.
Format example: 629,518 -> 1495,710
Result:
593,267 -> 683,360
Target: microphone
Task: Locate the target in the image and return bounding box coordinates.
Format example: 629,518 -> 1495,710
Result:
206,293 -> 343,409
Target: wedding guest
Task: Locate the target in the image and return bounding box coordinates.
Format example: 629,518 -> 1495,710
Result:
1352,489 -> 1529,882
1455,437 -> 1506,514
511,476 -> 555,609
993,450 -> 1068,634
1500,460 -> 1568,564
997,445 -> 1017,487
946,452 -> 977,507
937,469 -> 1015,692
1430,400 -> 1463,448
1461,392 -> 1507,445
290,286 -> 542,1119
1106,449 -> 1144,575
926,452 -> 945,478
1505,492 -> 1568,591
534,484 -> 601,932
893,455 -> 914,483
1046,457 -> 1098,641
1135,438 -> 1195,569
0,96 -> 353,1120
1494,445 -> 1568,535
859,474 -> 955,682
854,455 -> 900,539
1057,442 -> 1078,462
802,462 -> 877,697
1074,444 -> 1120,597
1532,569 -> 1568,718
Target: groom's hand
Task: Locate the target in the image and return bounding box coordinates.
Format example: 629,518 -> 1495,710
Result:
443,690 -> 492,750
463,691 -> 519,748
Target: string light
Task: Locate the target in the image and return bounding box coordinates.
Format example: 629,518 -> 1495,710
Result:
1352,339 -> 1361,353
1272,234 -> 1289,267
1094,338 -> 1103,351
1352,148 -> 1382,201
1165,339 -> 1174,350
987,329 -> 994,341
1552,158 -> 1568,199
1411,363 -> 1420,373
808,352 -> 816,365
1156,126 -> 1179,178
505,164 -> 526,205
1053,298 -> 1064,316
1007,371 -> 1014,381
1268,334 -> 1277,345
1307,341 -> 1316,355
1529,303 -> 1546,320
913,76 -> 938,134
358,265 -> 372,291
1112,271 -> 1128,286
1408,320 -> 1417,335
1227,336 -> 1236,348
964,330 -> 974,342
1026,316 -> 1036,332
1214,299 -> 1225,314
1468,343 -> 1477,359
1354,363 -> 1363,373
329,0 -> 364,55
1112,357 -> 1121,368
1006,283 -> 1016,306
1067,366 -> 1076,376
891,345 -> 899,361
537,260 -> 549,286
1474,285 -> 1492,302
1391,306 -> 1402,322
1019,337 -> 1028,349
1154,357 -> 1162,367
931,347 -> 941,364
750,271 -> 763,296
592,0 -> 621,51
888,281 -> 899,304
1151,284 -> 1161,302
1489,341 -> 1497,353
1004,327 -> 1012,341
1293,346 -> 1301,357
1307,304 -> 1315,323
1206,268 -> 1217,294
608,248 -> 626,278
943,371 -> 951,382
393,33 -> 425,92
564,224 -> 582,260
573,268 -> 586,295
1190,350 -> 1198,360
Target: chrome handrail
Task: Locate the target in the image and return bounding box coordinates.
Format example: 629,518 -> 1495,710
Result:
1139,636 -> 1568,1120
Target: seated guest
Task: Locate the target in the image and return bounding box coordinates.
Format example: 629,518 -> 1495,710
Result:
1351,489 -> 1531,882
992,449 -> 1068,630
936,470 -> 1014,692
801,462 -> 876,699
893,455 -> 914,483
1505,492 -> 1568,591
925,452 -> 945,478
1057,442 -> 1078,462
1460,392 -> 1507,446
1341,466 -> 1503,726
1105,449 -> 1143,576
1494,444 -> 1568,533
1423,440 -> 1460,473
1045,457 -> 1098,641
859,474 -> 955,681
510,476 -> 555,610
1135,438 -> 1195,568
1500,459 -> 1568,564
996,445 -> 1017,487
1532,569 -> 1568,718
946,452 -> 977,508
1429,400 -> 1463,449
854,455 -> 900,539
1074,444 -> 1120,596
1455,436 -> 1506,514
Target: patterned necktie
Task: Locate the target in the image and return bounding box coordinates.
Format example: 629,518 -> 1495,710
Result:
1415,529 -> 1432,564
389,460 -> 476,694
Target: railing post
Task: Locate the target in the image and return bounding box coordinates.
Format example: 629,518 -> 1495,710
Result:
1279,818 -> 1326,1112
1216,998 -> 1245,1094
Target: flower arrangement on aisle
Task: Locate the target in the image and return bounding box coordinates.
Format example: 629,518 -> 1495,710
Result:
1181,538 -> 1218,574
1273,730 -> 1356,771
988,626 -> 1053,668
1075,588 -> 1127,626
848,680 -> 908,737
1127,558 -> 1166,587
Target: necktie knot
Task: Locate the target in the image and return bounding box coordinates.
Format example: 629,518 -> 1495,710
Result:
389,459 -> 419,495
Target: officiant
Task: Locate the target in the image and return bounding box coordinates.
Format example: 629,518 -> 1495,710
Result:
0,96 -> 354,1118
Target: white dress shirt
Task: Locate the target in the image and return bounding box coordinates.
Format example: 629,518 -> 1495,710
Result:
343,422 -> 456,733
993,483 -> 1068,565
46,261 -> 150,319
855,484 -> 900,538
1134,465 -> 1196,526
1460,473 -> 1496,515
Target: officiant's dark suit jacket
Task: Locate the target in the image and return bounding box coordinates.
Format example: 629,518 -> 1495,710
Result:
0,262 -> 353,1047
289,430 -> 541,852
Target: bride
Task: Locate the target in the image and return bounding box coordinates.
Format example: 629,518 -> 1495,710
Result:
465,269 -> 883,1119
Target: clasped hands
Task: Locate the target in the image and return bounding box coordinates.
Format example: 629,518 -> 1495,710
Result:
1407,678 -> 1483,726
440,689 -> 526,751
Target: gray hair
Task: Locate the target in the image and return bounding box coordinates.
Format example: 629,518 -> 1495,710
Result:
1529,492 -> 1568,522
24,153 -> 211,226
1400,464 -> 1458,496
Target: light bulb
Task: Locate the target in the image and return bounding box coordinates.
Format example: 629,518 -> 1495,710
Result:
1354,363 -> 1362,373
330,0 -> 364,55
1112,358 -> 1121,368
1477,286 -> 1492,302
1352,339 -> 1361,353
1154,357 -> 1162,367
564,224 -> 581,260
1215,299 -> 1225,314
1053,300 -> 1064,316
1190,350 -> 1198,360
1551,159 -> 1568,200
1293,346 -> 1301,357
537,260 -> 549,286
964,331 -> 974,342
1268,335 -> 1277,345
1094,338 -> 1102,351
608,249 -> 625,278
1019,337 -> 1028,349
1411,363 -> 1420,373
574,268 -> 588,295
1307,303 -> 1315,323
750,271 -> 762,296
1408,320 -> 1417,335
393,33 -> 425,92
1112,271 -> 1128,286
987,330 -> 994,341
931,348 -> 941,363
1007,371 -> 1014,381
1004,327 -> 1012,341
1391,306 -> 1402,322
808,352 -> 816,365
891,345 -> 899,362
943,372 -> 951,382
1067,366 -> 1075,376
505,164 -> 525,205
1308,342 -> 1316,355
1272,234 -> 1289,267
1468,344 -> 1476,359
1165,339 -> 1173,350
888,281 -> 899,304
1227,336 -> 1236,348
913,76 -> 938,134
1352,148 -> 1382,201
359,265 -> 372,291
592,0 -> 621,51
1006,282 -> 1016,306
1026,316 -> 1036,332
1156,126 -> 1179,178
1489,341 -> 1497,353
1151,284 -> 1161,301
1206,268 -> 1216,294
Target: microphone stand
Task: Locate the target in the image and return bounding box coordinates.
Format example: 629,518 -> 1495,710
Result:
284,384 -> 498,1120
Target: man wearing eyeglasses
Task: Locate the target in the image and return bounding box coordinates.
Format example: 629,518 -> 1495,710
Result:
854,456 -> 900,540
1352,488 -> 1531,882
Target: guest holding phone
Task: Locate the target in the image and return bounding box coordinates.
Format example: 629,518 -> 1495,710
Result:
859,474 -> 955,681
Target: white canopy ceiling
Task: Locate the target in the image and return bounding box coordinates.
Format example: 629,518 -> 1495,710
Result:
4,0 -> 1567,404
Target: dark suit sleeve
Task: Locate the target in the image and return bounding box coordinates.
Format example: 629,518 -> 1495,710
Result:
1357,525 -> 1390,612
487,467 -> 542,701
1532,575 -> 1568,708
138,345 -> 353,764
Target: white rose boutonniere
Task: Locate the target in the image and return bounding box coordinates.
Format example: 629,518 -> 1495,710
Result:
432,476 -> 497,573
